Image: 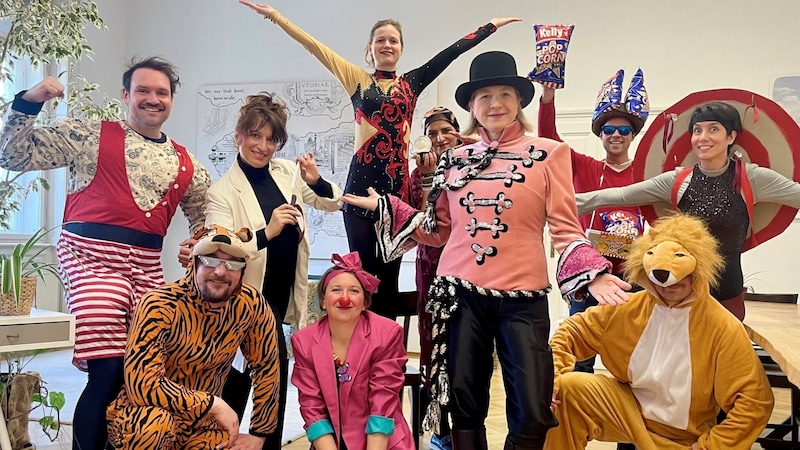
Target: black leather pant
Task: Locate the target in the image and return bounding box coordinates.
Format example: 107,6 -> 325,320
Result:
447,287 -> 557,447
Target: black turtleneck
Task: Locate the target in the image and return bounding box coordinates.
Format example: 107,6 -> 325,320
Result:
237,156 -> 335,321
238,156 -> 300,321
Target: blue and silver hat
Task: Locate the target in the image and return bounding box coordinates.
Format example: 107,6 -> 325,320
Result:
591,68 -> 650,136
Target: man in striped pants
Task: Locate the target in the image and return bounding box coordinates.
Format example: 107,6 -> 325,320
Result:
0,56 -> 211,450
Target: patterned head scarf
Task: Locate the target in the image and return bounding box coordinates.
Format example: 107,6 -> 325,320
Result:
423,106 -> 460,134
321,252 -> 381,294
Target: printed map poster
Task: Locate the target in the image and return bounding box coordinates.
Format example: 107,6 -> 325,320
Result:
196,80 -> 437,265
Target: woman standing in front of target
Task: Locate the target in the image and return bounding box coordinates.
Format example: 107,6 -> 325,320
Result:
578,99 -> 800,321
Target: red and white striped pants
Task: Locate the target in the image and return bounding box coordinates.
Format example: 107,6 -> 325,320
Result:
57,229 -> 164,371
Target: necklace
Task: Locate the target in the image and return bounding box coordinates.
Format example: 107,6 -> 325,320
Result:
333,353 -> 352,382
332,353 -> 345,366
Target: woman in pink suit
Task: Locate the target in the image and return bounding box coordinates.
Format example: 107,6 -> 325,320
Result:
291,251 -> 414,450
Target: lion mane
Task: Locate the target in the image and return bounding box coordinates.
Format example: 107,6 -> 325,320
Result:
623,213 -> 724,299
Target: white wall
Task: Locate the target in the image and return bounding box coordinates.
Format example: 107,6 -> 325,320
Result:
76,0 -> 800,295
77,0 -> 126,97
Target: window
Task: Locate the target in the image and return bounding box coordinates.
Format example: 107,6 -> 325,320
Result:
0,56 -> 47,235
0,169 -> 46,233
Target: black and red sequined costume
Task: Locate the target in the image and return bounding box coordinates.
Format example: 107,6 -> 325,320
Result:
265,10 -> 498,316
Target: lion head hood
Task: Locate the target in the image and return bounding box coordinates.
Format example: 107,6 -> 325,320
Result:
624,214 -> 724,302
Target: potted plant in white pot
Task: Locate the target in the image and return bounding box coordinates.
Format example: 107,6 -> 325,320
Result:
0,0 -> 122,447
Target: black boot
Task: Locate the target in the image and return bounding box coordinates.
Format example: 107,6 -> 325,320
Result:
450,428 -> 488,450
617,444 -> 637,450
503,436 -> 544,450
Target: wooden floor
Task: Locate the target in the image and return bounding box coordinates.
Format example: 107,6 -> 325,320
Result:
21,360 -> 789,450
23,356 -> 793,450
283,356 -> 793,450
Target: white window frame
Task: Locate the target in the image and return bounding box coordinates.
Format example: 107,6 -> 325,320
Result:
0,54 -> 65,241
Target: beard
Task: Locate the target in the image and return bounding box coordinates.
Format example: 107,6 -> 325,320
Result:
198,276 -> 236,305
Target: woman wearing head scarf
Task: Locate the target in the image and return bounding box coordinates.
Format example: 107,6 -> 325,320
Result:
411,106 -> 461,450
291,251 -> 415,450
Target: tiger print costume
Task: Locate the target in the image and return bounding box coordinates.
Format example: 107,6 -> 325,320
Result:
106,255 -> 280,449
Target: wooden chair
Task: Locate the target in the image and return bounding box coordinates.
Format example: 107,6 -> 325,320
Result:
752,294 -> 800,449
397,290 -> 422,450
758,362 -> 800,449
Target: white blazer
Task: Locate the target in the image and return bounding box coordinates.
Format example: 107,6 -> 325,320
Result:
205,158 -> 342,328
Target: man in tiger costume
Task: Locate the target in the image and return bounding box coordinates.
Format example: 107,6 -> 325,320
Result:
107,225 -> 279,450
544,214 -> 774,450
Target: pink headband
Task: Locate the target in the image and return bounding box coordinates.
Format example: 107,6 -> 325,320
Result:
321,252 -> 381,294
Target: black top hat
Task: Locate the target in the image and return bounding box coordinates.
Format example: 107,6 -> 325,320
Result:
455,51 -> 535,111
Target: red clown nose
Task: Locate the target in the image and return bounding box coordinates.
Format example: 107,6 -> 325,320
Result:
338,298 -> 352,308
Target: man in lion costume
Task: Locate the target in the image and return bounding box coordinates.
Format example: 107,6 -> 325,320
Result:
544,213 -> 774,450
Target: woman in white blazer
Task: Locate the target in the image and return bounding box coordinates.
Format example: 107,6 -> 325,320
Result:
205,92 -> 342,449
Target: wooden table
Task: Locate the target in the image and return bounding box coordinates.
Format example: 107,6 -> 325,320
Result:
744,300 -> 800,387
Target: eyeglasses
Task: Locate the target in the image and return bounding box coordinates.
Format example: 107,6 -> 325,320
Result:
336,362 -> 352,383
198,255 -> 246,271
601,125 -> 633,136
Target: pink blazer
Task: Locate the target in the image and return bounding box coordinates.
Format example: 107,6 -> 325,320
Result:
291,311 -> 414,449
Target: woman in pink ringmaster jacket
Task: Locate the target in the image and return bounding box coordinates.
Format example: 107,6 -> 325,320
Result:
290,251 -> 414,450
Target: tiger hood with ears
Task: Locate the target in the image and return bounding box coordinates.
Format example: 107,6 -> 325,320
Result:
184,225 -> 259,298
192,225 -> 259,260
623,213 -> 724,302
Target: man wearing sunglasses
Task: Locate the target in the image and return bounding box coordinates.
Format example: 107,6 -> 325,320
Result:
107,225 -> 280,450
538,72 -> 649,450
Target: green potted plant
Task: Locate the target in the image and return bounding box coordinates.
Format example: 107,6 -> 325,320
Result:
742,271 -> 798,304
0,225 -> 61,315
742,271 -> 764,295
1,351 -> 66,446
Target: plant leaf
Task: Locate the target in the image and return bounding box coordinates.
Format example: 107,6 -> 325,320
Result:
49,390 -> 66,410
11,243 -> 22,305
39,415 -> 54,429
1,253 -> 10,295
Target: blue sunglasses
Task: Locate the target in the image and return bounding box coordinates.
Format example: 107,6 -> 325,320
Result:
602,125 -> 633,136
